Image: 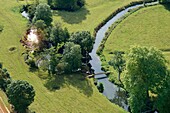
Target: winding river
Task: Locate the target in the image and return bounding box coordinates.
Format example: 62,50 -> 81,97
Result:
89,1 -> 158,110
21,1 -> 158,110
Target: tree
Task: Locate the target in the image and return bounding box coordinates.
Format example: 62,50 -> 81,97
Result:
70,31 -> 94,57
62,42 -> 82,73
0,63 -> 11,91
97,83 -> 104,93
33,3 -> 52,26
48,55 -> 60,75
124,46 -> 168,113
109,51 -> 125,82
34,20 -> 46,30
49,23 -> 69,46
6,80 -> 35,113
27,4 -> 37,21
155,74 -> 170,113
48,0 -> 85,11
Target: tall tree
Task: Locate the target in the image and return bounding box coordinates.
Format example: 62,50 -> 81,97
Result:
124,46 -> 168,113
49,23 -> 69,46
33,3 -> 52,26
70,31 -> 94,57
109,51 -> 125,81
6,80 -> 35,113
62,42 -> 82,73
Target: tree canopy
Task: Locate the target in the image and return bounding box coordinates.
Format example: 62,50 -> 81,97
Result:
62,42 -> 82,73
49,23 -> 69,46
48,0 -> 85,11
33,3 -> 52,26
124,46 -> 168,113
70,31 -> 94,56
109,51 -> 125,81
6,80 -> 35,113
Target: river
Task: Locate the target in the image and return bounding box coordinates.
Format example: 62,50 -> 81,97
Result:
89,1 -> 158,110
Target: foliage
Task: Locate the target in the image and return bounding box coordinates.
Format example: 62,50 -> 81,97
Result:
6,80 -> 35,113
155,74 -> 170,113
124,46 -> 168,113
70,31 -> 94,56
62,42 -> 82,73
48,55 -> 60,75
0,63 -> 11,91
34,19 -> 47,30
25,58 -> 36,68
48,0 -> 85,11
49,23 -> 70,47
97,83 -> 104,93
27,4 -> 37,21
109,51 -> 125,81
33,3 -> 52,26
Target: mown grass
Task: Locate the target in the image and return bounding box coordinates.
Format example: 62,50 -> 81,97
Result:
0,0 -> 147,112
102,4 -> 170,82
51,0 -> 141,33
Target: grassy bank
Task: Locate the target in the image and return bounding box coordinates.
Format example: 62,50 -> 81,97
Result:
102,4 -> 170,84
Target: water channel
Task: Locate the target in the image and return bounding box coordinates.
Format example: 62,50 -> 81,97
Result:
89,1 -> 158,110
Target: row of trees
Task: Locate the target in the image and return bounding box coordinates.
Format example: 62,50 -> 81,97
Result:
0,63 -> 35,113
109,46 -> 170,113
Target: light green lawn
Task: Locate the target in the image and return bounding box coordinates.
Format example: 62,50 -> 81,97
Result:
102,4 -> 170,81
52,0 -> 141,33
0,0 -> 146,112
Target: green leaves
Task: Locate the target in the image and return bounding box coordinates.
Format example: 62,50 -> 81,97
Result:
125,46 -> 168,113
62,42 -> 82,73
6,80 -> 35,113
33,3 -> 52,26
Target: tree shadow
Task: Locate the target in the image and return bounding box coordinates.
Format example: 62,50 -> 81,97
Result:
65,73 -> 93,97
44,73 -> 93,97
162,3 -> 170,11
44,75 -> 65,91
53,7 -> 90,24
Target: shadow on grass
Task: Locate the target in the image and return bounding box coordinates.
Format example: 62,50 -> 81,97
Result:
44,73 -> 93,97
162,3 -> 170,11
54,7 -> 90,24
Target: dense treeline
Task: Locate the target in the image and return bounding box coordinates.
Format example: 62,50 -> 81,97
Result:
47,0 -> 85,11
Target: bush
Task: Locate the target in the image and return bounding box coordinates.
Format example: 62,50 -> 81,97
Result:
97,83 -> 104,93
25,58 -> 36,68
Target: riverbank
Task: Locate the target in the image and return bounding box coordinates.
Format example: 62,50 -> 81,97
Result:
100,3 -> 170,86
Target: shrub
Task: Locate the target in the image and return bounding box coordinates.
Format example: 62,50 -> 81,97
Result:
97,83 -> 104,93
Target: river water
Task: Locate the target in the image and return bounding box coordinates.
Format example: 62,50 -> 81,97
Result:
89,2 -> 158,110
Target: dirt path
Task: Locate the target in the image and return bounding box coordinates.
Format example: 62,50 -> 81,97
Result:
0,97 -> 10,113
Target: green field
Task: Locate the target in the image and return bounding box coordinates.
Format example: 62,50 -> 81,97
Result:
52,0 -> 141,33
0,0 -> 147,112
102,4 -> 170,82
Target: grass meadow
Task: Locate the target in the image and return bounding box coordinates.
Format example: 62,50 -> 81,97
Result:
102,4 -> 170,82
